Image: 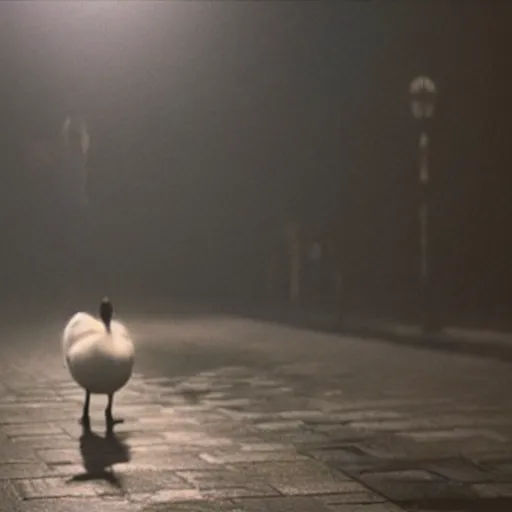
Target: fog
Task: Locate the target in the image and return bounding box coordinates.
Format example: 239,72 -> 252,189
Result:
0,1 -> 511,328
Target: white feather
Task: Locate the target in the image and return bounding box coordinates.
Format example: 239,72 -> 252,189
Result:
62,311 -> 134,395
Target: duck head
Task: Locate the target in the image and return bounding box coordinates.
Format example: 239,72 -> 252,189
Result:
99,297 -> 113,332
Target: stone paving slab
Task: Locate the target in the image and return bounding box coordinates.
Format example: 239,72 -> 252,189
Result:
14,497 -> 141,512
0,463 -> 53,480
232,496 -> 335,511
140,500 -> 239,512
14,477 -> 103,500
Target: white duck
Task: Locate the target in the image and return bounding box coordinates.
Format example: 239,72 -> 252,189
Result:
62,298 -> 134,430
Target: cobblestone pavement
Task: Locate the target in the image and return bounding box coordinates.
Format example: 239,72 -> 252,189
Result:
2,313 -> 512,511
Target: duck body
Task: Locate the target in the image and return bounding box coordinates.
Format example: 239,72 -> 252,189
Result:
61,299 -> 134,432
63,312 -> 134,394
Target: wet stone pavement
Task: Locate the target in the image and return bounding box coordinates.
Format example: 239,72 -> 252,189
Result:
1,315 -> 512,510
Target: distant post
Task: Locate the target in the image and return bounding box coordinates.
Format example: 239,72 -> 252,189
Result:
409,76 -> 437,333
285,221 -> 301,304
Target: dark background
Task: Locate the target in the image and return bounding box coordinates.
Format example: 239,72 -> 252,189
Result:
0,1 -> 510,325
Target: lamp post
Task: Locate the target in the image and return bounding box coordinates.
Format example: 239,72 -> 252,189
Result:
409,75 -> 437,333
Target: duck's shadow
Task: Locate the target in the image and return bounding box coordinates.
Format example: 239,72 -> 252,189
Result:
69,426 -> 131,488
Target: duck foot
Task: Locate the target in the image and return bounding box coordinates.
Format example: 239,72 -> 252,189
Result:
105,393 -> 123,433
105,416 -> 124,436
106,416 -> 125,426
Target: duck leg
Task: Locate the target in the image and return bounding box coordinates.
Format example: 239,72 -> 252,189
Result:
80,390 -> 91,430
105,393 -> 124,433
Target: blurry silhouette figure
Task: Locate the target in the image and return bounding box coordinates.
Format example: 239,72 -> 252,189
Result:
55,115 -> 91,308
70,424 -> 131,488
18,114 -> 92,310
